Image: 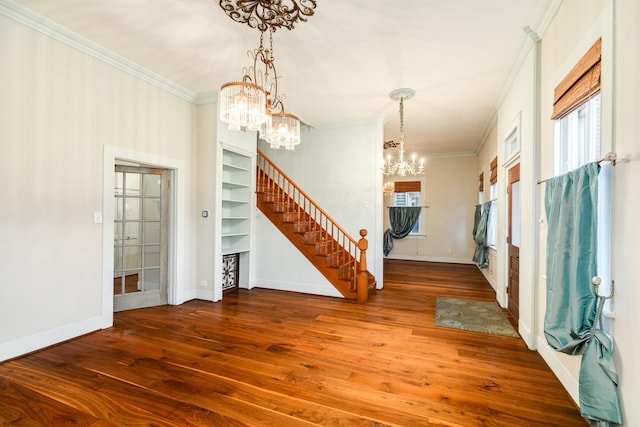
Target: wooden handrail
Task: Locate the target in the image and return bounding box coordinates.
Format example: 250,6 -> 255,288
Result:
257,149 -> 371,299
256,150 -> 359,244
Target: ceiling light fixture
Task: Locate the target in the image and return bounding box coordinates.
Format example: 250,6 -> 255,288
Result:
381,88 -> 425,177
218,0 -> 316,150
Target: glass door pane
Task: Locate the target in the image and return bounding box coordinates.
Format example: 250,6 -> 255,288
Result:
114,165 -> 169,311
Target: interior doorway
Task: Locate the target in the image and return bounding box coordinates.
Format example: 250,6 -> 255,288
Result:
113,164 -> 170,312
507,163 -> 520,324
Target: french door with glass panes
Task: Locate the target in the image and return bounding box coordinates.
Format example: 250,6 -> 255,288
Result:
114,165 -> 169,312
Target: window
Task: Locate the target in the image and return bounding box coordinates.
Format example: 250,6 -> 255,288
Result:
486,157 -> 498,248
551,38 -> 612,319
552,37 -> 602,175
393,180 -> 422,235
554,93 -> 601,175
478,172 -> 484,204
486,182 -> 497,248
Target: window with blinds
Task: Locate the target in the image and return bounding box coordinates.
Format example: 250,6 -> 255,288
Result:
393,180 -> 422,234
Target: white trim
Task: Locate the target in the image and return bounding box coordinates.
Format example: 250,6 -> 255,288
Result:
502,112 -> 522,166
0,0 -> 197,103
537,342 -> 580,405
253,280 -> 343,298
195,91 -> 218,105
103,146 -> 188,311
0,316 -> 105,362
427,151 -> 477,159
385,255 -> 474,264
517,320 -> 533,350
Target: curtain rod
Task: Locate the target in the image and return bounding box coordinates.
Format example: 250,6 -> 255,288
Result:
387,206 -> 430,208
536,152 -> 617,184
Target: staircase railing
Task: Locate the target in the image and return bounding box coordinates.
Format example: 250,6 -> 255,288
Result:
257,149 -> 371,302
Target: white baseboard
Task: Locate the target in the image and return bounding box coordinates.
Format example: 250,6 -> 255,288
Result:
194,288 -> 215,301
254,279 -> 343,298
0,315 -> 109,362
536,340 -> 580,405
517,320 -> 536,350
385,255 -> 474,264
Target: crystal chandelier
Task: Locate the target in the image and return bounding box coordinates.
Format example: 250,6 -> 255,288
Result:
218,0 -> 316,150
381,88 -> 425,177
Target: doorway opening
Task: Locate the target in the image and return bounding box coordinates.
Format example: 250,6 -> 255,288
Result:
113,164 -> 170,312
507,163 -> 520,324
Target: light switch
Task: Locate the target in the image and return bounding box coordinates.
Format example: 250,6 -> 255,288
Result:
93,212 -> 103,224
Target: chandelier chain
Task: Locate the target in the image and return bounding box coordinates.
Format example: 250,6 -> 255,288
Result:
381,89 -> 424,177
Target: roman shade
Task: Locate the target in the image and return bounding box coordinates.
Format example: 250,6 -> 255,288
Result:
489,157 -> 498,185
394,181 -> 421,193
551,38 -> 601,120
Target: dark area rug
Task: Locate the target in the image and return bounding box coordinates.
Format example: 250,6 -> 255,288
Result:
435,297 -> 519,337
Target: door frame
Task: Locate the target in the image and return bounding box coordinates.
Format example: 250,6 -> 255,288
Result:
506,162 -> 521,324
102,146 -> 186,327
113,165 -> 170,312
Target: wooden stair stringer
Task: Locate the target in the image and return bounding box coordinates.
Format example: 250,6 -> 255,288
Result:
256,190 -> 358,299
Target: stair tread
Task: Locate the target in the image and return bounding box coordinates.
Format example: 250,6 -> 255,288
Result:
256,164 -> 374,301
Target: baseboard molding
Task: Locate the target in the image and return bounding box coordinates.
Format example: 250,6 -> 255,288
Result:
0,315 -> 109,362
254,279 -> 343,298
517,320 -> 536,350
385,255 -> 474,264
536,340 -> 580,405
194,288 -> 215,301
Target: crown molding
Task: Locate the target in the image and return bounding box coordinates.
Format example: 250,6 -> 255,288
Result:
426,151 -> 477,159
0,0 -> 197,103
194,91 -> 218,105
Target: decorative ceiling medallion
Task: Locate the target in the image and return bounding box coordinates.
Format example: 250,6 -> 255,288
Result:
219,0 -> 317,32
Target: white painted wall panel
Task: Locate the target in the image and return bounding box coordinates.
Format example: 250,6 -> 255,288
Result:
0,15 -> 197,358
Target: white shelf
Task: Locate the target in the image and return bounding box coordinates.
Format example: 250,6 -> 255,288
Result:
220,148 -> 252,256
222,180 -> 249,188
223,162 -> 251,172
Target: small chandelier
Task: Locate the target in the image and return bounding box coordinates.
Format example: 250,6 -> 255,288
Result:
383,181 -> 395,195
381,88 -> 425,177
218,0 -> 316,150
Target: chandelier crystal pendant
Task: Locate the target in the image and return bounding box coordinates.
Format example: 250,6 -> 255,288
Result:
218,0 -> 315,150
219,80 -> 267,132
381,88 -> 425,177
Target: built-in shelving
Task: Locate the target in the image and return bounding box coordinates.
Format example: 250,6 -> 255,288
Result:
221,149 -> 252,255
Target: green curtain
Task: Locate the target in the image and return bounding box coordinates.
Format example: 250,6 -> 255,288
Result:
472,202 -> 490,268
472,204 -> 482,238
544,162 -> 622,425
383,207 -> 421,256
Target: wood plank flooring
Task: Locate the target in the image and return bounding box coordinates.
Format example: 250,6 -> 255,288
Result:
0,260 -> 587,426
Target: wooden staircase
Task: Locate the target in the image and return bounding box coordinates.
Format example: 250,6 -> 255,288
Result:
256,150 -> 376,302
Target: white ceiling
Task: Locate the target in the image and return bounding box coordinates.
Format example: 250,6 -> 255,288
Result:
12,0 -> 552,156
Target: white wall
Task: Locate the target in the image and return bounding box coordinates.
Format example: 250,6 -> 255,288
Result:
255,120 -> 384,294
496,43 -> 537,348
0,13 -> 198,361
535,0 -> 610,405
476,122 -> 498,289
610,0 -> 640,424
532,1 -> 639,424
384,155 -> 478,264
194,100 -> 217,301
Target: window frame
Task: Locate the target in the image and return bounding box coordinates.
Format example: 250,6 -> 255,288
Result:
391,180 -> 425,236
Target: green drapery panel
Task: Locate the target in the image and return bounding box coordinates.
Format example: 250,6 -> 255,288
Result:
544,162 -> 622,425
383,207 -> 421,256
472,202 -> 490,268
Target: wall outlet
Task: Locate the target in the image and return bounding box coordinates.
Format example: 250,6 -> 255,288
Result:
199,280 -> 207,288
447,248 -> 452,254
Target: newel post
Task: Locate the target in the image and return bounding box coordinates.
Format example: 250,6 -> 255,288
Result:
357,229 -> 369,303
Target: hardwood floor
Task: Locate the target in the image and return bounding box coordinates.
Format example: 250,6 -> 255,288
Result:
0,260 -> 587,426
